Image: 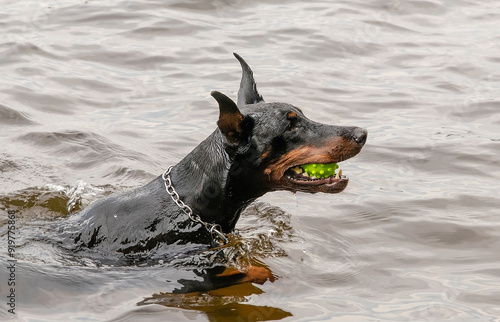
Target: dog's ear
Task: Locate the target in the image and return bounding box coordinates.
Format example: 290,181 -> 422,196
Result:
233,53 -> 265,107
211,91 -> 251,145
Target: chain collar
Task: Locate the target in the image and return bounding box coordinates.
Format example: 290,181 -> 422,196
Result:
162,166 -> 229,246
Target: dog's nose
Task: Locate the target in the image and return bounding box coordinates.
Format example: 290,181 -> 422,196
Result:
352,127 -> 367,146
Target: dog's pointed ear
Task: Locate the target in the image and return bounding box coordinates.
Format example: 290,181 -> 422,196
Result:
211,91 -> 248,145
233,53 -> 264,107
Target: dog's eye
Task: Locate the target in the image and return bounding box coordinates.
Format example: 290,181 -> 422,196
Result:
286,111 -> 299,131
287,120 -> 298,131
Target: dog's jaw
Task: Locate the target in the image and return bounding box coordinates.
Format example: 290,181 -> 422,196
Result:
261,136 -> 364,194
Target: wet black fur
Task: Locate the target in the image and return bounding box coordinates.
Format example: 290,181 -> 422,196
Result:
60,53 -> 367,274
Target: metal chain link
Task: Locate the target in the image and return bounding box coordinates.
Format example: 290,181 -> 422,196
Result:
162,166 -> 229,246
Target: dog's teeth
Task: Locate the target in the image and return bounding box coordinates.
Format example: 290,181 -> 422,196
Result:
339,169 -> 342,177
302,172 -> 310,177
335,169 -> 343,179
311,175 -> 317,179
292,166 -> 303,174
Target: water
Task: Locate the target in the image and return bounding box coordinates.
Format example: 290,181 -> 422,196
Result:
1,0 -> 500,320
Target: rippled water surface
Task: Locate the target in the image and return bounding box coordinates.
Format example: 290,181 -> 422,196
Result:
1,0 -> 500,321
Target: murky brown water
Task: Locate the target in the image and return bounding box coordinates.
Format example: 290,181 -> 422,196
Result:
1,0 -> 500,320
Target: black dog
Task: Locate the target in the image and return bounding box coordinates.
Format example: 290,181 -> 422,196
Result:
60,53 -> 367,292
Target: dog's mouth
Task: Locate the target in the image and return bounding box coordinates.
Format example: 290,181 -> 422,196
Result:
264,135 -> 365,194
282,162 -> 348,193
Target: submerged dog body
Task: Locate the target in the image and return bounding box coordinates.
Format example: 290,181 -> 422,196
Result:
61,54 -> 367,289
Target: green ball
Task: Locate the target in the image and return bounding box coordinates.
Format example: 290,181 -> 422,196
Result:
300,163 -> 338,178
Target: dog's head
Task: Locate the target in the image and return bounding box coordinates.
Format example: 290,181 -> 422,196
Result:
211,53 -> 367,194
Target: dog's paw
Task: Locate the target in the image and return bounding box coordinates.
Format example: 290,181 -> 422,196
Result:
245,266 -> 275,284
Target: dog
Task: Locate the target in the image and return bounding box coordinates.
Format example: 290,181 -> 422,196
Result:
58,53 -> 367,292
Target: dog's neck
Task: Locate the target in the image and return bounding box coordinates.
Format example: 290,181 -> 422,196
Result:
169,130 -> 265,233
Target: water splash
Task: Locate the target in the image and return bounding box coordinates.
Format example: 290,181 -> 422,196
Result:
64,180 -> 104,215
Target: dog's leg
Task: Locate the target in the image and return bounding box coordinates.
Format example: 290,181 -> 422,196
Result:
215,266 -> 275,285
172,265 -> 274,294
